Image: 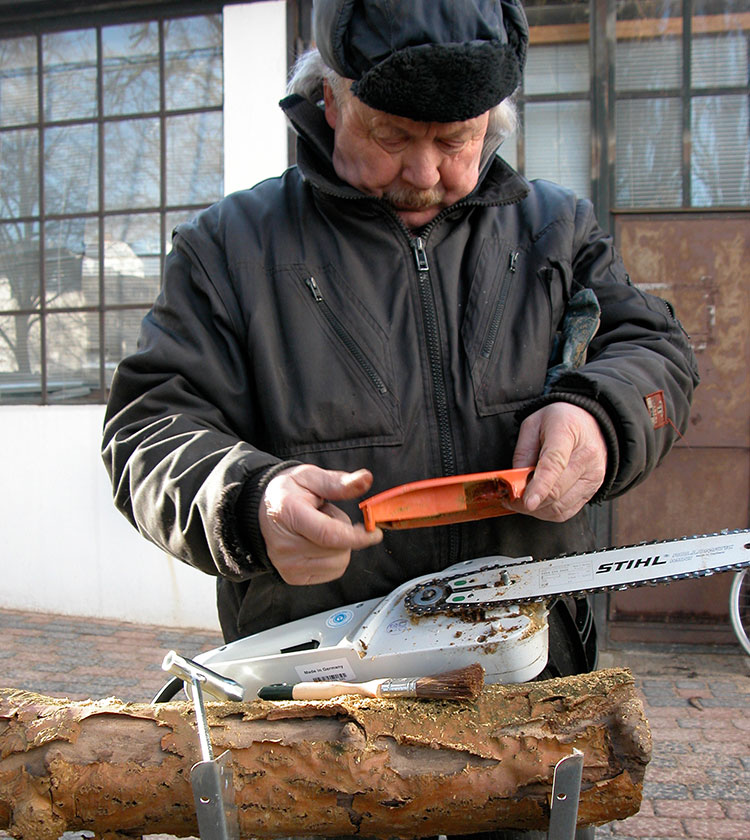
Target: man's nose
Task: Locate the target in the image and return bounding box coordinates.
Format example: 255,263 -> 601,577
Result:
401,147 -> 441,190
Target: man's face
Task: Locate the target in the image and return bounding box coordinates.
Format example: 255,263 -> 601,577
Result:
324,81 -> 489,229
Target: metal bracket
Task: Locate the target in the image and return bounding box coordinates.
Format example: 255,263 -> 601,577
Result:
162,651 -> 241,840
191,744 -> 239,840
548,749 -> 584,840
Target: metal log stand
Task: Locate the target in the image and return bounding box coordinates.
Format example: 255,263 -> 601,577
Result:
162,652 -> 584,840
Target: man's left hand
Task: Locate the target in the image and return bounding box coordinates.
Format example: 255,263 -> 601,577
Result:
507,402 -> 607,522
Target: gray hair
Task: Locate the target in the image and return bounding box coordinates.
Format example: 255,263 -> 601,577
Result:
286,48 -> 518,154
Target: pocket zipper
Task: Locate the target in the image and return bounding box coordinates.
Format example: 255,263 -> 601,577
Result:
304,276 -> 389,395
480,250 -> 518,359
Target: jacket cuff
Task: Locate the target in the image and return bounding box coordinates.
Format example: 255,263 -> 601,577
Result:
233,460 -> 303,573
515,392 -> 620,504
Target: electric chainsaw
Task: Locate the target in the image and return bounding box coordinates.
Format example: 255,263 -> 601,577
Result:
164,526 -> 750,701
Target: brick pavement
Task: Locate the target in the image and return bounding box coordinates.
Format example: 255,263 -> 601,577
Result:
595,645 -> 750,840
1,607 -> 748,840
0,608 -> 223,702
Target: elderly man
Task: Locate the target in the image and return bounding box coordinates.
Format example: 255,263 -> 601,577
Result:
103,1 -> 697,836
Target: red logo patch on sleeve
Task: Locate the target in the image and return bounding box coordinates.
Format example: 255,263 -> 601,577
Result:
645,390 -> 668,429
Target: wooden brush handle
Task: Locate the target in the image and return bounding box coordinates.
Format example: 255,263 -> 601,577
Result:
291,681 -> 378,700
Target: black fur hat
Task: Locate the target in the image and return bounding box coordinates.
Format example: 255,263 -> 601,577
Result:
313,0 -> 529,122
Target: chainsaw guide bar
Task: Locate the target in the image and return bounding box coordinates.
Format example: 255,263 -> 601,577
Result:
404,531 -> 750,617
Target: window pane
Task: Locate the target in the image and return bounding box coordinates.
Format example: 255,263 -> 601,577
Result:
692,32 -> 748,89
102,22 -> 160,116
104,308 -> 147,387
43,29 -> 97,122
524,101 -> 591,198
0,36 -> 38,126
45,217 -> 97,308
164,15 -> 222,111
104,118 -> 160,209
46,310 -> 100,401
104,213 -> 161,304
525,44 -> 589,95
0,220 -> 39,309
691,94 -> 749,207
616,98 -> 682,206
44,123 -> 98,215
693,0 -> 750,87
524,0 -> 590,31
165,208 -> 205,255
167,111 -> 223,205
0,313 -> 41,403
0,128 -> 39,218
616,37 -> 682,91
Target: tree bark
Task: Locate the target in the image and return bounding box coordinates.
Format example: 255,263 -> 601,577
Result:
0,667 -> 650,840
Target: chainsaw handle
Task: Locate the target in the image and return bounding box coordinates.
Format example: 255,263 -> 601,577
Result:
359,467 -> 533,531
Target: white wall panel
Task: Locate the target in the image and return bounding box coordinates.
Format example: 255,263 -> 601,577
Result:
223,1 -> 288,195
0,405 -> 221,630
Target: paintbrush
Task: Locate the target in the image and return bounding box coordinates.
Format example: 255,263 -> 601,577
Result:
257,663 -> 485,701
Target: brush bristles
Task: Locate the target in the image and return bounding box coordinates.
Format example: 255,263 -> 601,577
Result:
413,663 -> 485,700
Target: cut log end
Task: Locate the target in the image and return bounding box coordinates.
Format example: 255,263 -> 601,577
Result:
0,667 -> 651,839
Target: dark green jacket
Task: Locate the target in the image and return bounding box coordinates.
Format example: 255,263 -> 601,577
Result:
102,95 -> 699,642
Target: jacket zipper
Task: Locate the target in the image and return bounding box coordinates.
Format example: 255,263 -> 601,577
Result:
412,236 -> 459,561
480,249 -> 518,359
304,276 -> 388,395
412,238 -> 458,469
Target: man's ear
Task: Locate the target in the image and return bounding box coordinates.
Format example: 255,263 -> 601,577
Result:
323,79 -> 338,130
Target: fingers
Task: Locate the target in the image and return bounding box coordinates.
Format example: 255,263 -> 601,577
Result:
508,403 -> 607,522
291,465 -> 375,502
523,425 -> 578,512
259,465 -> 383,585
511,412 -> 543,473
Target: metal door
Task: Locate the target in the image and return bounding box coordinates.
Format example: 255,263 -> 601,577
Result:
610,212 -> 750,643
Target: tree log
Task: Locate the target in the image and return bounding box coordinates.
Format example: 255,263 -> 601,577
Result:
0,668 -> 650,840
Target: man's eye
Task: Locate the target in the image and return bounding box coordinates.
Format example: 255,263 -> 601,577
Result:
376,136 -> 408,150
439,140 -> 467,153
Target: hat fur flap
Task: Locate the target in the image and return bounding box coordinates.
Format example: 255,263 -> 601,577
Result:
351,40 -> 521,123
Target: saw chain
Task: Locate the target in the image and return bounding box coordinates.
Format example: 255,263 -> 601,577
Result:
405,530 -> 750,617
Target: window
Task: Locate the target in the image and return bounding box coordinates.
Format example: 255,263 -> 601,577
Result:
507,1 -> 593,200
614,0 -> 749,209
0,13 -> 223,404
503,0 -> 748,214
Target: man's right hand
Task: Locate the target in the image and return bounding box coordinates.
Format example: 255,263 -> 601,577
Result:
259,464 -> 383,585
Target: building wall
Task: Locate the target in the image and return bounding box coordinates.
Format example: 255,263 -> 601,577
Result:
2,0 -> 747,640
0,1 -> 288,630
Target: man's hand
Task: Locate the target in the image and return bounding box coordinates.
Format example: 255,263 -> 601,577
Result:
508,402 -> 607,522
259,464 -> 383,585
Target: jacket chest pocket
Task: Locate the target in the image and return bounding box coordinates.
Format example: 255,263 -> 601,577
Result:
254,264 -> 403,457
462,245 -> 567,416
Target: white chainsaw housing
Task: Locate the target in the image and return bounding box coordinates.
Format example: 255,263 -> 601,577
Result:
194,556 -> 549,700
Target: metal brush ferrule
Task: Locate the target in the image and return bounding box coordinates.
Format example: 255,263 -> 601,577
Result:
379,677 -> 418,696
